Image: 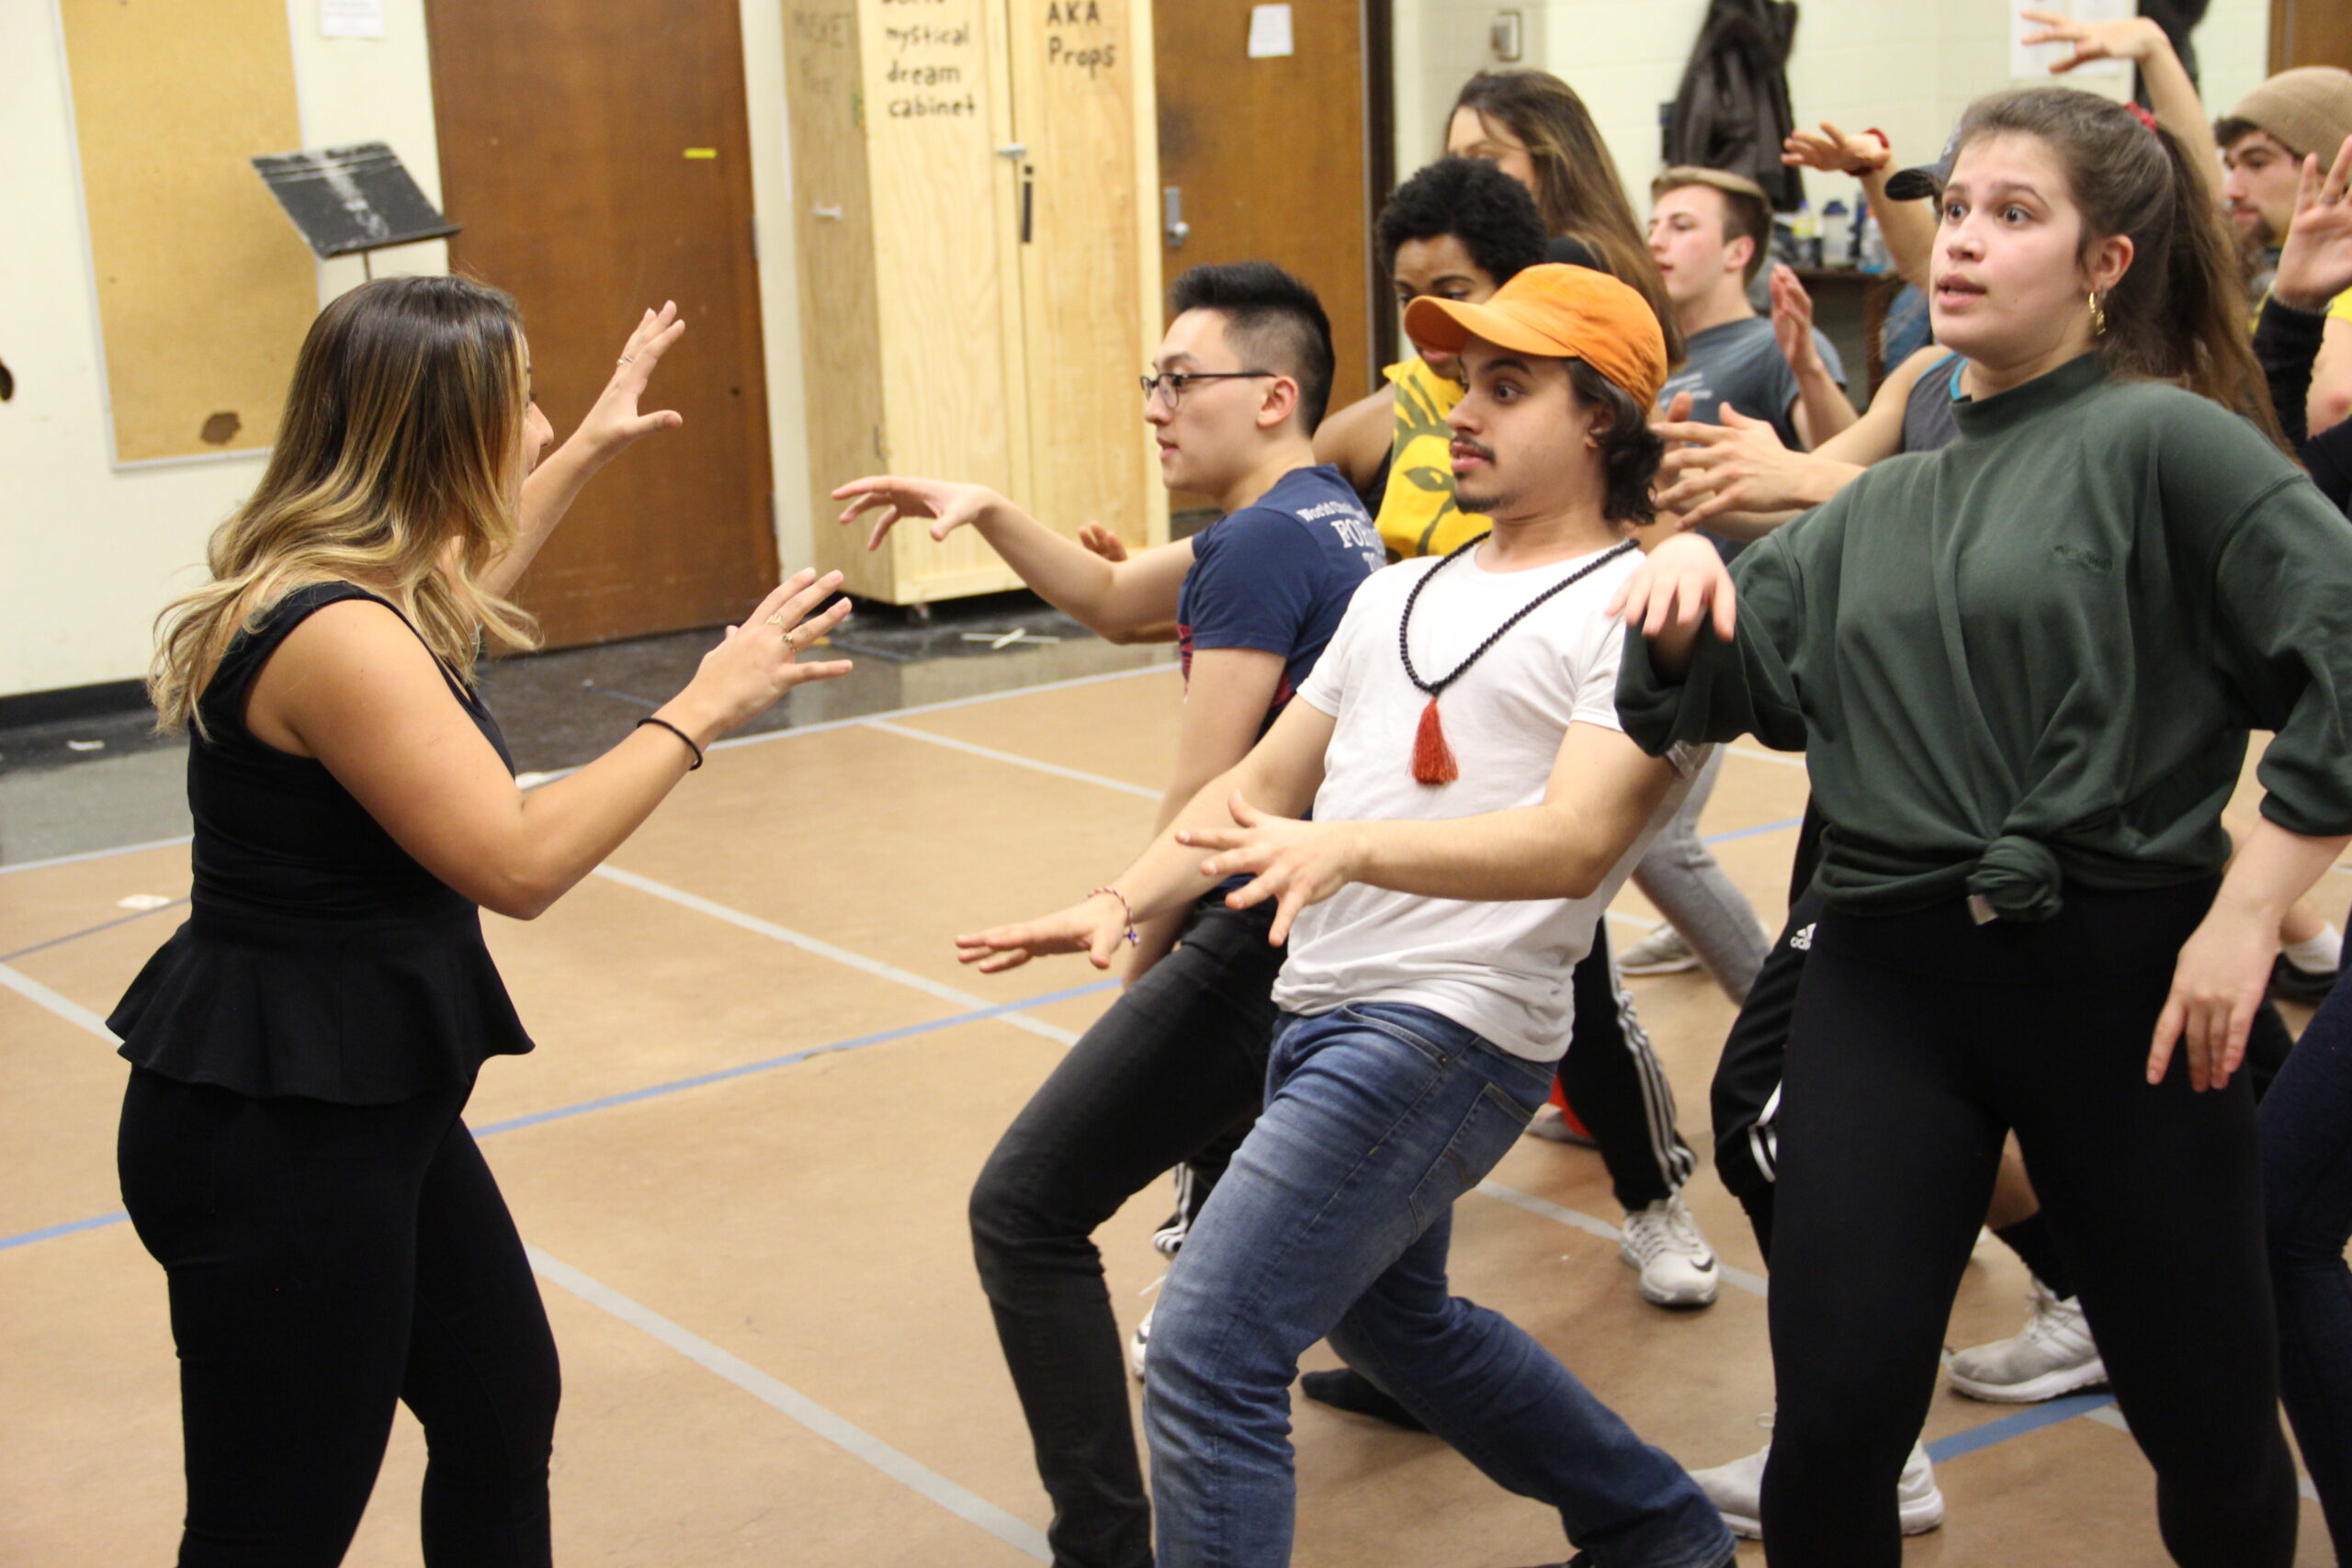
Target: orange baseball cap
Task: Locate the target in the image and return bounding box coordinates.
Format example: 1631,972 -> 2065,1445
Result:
1405,263 -> 1668,411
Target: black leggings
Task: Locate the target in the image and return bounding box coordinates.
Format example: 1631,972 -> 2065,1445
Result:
119,1068 -> 560,1568
1758,883 -> 2296,1568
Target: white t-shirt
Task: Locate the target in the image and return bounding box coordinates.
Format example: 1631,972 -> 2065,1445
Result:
1272,540 -> 1693,1063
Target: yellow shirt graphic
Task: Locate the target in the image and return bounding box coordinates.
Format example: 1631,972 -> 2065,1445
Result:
1375,358 -> 1493,561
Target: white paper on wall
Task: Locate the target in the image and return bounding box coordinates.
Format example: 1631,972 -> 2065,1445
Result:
2009,0 -> 2130,81
320,0 -> 387,39
1247,4 -> 1294,59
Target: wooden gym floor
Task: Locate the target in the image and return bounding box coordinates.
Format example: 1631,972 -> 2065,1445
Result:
2,661 -> 2342,1565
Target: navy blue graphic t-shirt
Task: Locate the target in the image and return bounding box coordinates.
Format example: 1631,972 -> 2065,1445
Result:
1177,464 -> 1385,728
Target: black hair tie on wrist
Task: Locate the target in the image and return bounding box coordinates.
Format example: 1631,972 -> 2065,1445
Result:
635,716 -> 704,770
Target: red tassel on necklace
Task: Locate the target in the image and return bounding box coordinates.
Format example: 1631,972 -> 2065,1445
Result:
1412,696 -> 1459,784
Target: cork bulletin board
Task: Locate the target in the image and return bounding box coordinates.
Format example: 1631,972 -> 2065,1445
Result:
57,0 -> 317,465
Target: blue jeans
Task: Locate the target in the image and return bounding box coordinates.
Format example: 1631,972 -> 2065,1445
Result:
1142,1002 -> 1734,1568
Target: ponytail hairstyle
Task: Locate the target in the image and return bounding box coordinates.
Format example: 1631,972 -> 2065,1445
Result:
1951,87 -> 2284,450
1449,71 -> 1687,367
151,275 -> 541,734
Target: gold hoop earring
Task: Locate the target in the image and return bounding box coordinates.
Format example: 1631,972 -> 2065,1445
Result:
2088,288 -> 2108,337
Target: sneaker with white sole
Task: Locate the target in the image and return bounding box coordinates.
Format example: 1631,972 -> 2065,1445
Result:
1619,1194 -> 1719,1308
1127,1306 -> 1152,1381
1946,1279 -> 2107,1403
1691,1415 -> 1944,1539
1618,925 -> 1702,976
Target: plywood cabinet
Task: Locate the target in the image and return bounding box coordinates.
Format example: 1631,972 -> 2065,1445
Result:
785,0 -> 1168,605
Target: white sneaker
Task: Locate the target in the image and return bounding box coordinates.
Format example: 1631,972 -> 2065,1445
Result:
1618,925 -> 1701,975
1618,1194 -> 1719,1308
1127,1306 -> 1152,1381
1946,1279 -> 2107,1403
1691,1416 -> 1944,1539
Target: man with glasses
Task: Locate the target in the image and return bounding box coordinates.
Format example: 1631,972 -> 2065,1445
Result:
836,259 -> 1380,1568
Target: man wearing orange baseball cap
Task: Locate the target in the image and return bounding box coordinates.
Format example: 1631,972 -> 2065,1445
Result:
955,263 -> 1732,1568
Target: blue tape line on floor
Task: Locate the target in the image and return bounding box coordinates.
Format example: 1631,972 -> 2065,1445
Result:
1924,1392 -> 2118,1464
0,976 -> 1118,1255
1699,816 -> 1805,847
0,898 -> 187,964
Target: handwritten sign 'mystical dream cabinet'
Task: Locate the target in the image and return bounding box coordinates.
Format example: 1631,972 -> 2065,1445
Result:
786,0 -> 1169,605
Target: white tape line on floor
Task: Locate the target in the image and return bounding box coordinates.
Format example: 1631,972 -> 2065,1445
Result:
526,1246 -> 1051,1560
591,865 -> 1079,1047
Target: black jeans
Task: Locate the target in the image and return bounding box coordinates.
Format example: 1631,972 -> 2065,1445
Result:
2264,974 -> 2352,1562
119,1068 -> 560,1568
1758,883 -> 2296,1568
968,897 -> 1283,1568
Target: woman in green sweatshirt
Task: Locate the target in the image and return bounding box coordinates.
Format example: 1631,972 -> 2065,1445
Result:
1613,87 -> 2351,1568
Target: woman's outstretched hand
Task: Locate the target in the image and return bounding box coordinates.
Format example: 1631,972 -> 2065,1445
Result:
676,570 -> 855,737
575,303 -> 687,460
1607,533 -> 1738,679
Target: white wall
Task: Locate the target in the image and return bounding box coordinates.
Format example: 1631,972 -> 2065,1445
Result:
1,0 -> 447,699
0,0 -> 816,701
1391,0 -> 2274,239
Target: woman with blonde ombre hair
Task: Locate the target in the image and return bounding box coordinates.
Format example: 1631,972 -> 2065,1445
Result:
1447,68 -> 1688,367
112,274 -> 852,1567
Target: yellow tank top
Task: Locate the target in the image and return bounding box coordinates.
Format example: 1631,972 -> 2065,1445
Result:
1375,358 -> 1494,561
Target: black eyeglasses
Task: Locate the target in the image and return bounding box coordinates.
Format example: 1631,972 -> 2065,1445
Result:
1139,369 -> 1278,408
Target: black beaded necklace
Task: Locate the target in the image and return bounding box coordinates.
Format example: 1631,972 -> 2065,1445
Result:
1398,533 -> 1639,784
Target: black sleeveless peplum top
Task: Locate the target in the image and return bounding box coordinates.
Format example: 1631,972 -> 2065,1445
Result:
110,582 -> 535,1101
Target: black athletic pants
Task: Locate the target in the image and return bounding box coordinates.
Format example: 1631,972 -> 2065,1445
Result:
968,897 -> 1283,1568
1758,882 -> 2297,1568
118,1067 -> 559,1568
1560,922 -> 1696,1212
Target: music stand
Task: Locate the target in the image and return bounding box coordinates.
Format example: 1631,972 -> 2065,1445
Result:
251,141 -> 458,279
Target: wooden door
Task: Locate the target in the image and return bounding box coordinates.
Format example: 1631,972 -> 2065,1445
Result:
2270,0 -> 2351,72
1153,0 -> 1380,416
425,0 -> 777,648
1007,0 -> 1165,550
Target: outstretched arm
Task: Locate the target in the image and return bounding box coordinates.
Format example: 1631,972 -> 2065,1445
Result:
2020,9 -> 2220,204
955,695 -> 1338,970
834,475 -> 1193,643
492,304 -> 688,600
1782,121 -> 1935,290
1180,722 -> 1679,940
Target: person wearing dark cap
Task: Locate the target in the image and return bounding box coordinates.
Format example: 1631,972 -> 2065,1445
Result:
2218,65 -> 2352,434
956,263 -> 1734,1568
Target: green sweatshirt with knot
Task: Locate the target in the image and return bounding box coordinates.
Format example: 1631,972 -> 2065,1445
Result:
1615,353 -> 2352,920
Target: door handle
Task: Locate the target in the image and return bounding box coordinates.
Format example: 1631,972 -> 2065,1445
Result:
1163,186 -> 1190,248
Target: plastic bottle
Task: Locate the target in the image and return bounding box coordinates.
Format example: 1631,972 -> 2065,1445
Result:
1858,207 -> 1889,274
1791,199 -> 1821,269
1821,200 -> 1850,268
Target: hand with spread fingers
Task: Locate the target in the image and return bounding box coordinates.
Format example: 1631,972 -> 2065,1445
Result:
682,569 -> 856,734
2274,134 -> 2352,314
1653,404 -> 1858,531
831,475 -> 1009,552
579,301 -> 688,460
1781,119 -> 1890,178
1076,521 -> 1131,562
1607,531 -> 1738,679
2018,7 -> 2167,73
956,891 -> 1136,975
1177,791 -> 1361,946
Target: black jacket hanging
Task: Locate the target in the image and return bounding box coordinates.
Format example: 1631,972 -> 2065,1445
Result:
1664,0 -> 1804,211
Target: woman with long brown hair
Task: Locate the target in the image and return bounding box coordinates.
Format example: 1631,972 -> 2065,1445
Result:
1447,68 -> 1688,367
112,274 -> 851,1566
1615,86 -> 2334,1566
